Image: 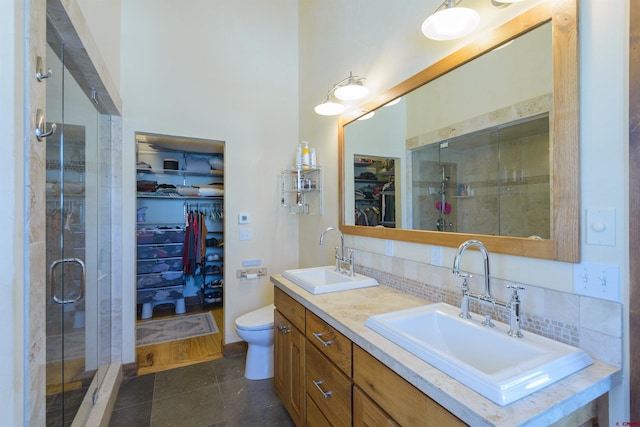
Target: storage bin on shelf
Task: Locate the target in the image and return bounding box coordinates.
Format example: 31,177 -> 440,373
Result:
137,243 -> 183,259
137,285 -> 185,305
136,271 -> 184,289
136,226 -> 186,319
137,257 -> 183,274
136,227 -> 185,244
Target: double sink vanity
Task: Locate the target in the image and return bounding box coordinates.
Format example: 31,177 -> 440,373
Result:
272,263 -> 620,426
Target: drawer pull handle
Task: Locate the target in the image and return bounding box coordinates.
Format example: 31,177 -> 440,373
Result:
278,325 -> 291,334
312,332 -> 333,347
312,380 -> 333,398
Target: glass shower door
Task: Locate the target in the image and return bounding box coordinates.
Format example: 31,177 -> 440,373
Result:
45,22 -> 111,426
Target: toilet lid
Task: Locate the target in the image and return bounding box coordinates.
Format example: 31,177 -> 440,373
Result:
236,304 -> 275,331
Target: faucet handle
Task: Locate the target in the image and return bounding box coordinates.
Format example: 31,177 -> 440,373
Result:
506,284 -> 525,299
459,275 -> 471,291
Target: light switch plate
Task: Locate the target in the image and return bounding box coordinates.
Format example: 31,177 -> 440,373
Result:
239,228 -> 251,241
238,213 -> 249,224
573,261 -> 620,302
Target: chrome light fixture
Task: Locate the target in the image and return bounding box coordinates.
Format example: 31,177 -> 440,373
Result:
422,0 -> 480,41
314,72 -> 369,116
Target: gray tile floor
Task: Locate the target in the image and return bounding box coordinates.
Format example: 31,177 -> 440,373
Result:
109,355 -> 294,427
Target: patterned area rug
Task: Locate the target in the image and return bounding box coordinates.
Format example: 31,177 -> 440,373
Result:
136,312 -> 219,347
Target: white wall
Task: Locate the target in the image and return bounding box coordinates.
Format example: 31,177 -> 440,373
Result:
1,0 -> 26,424
299,0 -> 629,421
75,0 -> 121,92
121,0 -> 300,352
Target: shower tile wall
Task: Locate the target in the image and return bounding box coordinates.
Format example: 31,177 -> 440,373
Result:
410,125 -> 550,238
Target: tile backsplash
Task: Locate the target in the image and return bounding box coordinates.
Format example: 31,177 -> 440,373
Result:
355,250 -> 622,367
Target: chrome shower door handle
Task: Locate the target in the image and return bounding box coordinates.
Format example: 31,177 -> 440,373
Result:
35,109 -> 56,141
35,56 -> 52,81
49,257 -> 85,304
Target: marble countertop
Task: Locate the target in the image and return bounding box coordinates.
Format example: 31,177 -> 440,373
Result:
271,274 -> 621,427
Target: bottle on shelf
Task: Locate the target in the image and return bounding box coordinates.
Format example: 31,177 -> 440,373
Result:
311,147 -> 317,169
301,141 -> 310,170
296,143 -> 302,169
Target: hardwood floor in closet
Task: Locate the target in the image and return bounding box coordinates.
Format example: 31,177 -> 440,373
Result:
136,305 -> 224,376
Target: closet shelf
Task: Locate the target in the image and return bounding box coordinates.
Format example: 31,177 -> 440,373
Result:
137,194 -> 223,200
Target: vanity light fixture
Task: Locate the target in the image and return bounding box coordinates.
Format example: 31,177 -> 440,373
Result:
422,0 -> 480,41
422,0 -> 528,41
314,95 -> 346,116
314,72 -> 369,116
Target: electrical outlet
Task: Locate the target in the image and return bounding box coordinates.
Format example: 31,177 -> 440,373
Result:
573,261 -> 620,302
385,240 -> 394,256
431,246 -> 443,266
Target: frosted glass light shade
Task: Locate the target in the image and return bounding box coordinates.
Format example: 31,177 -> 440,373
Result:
421,7 -> 480,41
334,83 -> 369,101
357,111 -> 375,121
314,100 -> 346,116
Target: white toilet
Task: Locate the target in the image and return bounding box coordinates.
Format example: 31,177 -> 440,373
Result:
235,304 -> 275,380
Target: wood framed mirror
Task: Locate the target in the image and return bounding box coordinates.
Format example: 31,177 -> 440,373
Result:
339,0 -> 578,262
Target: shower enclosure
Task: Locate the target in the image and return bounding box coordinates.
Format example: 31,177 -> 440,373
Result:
44,21 -> 112,425
411,114 -> 550,238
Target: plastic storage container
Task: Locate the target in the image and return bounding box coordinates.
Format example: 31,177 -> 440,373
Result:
137,243 -> 183,259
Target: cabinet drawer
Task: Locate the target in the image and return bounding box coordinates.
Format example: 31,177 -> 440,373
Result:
306,395 -> 331,427
353,345 -> 467,427
305,341 -> 352,427
306,310 -> 352,376
274,287 -> 305,332
354,385 -> 399,427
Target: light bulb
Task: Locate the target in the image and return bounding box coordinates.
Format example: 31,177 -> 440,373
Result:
421,7 -> 480,41
314,100 -> 345,116
334,82 -> 369,101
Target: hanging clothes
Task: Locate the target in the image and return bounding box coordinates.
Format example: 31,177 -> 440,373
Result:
182,209 -> 207,276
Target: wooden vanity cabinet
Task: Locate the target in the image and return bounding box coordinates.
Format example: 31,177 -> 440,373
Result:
274,288 -> 306,427
305,310 -> 353,427
353,345 -> 467,427
305,310 -> 352,376
353,386 -> 399,427
305,395 -> 331,427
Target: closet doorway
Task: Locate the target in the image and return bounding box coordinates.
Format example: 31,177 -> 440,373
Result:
134,133 -> 226,374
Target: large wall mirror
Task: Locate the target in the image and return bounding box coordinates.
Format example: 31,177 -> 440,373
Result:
339,0 -> 579,262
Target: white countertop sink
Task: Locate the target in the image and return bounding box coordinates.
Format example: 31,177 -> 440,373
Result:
282,266 -> 378,294
365,302 -> 593,406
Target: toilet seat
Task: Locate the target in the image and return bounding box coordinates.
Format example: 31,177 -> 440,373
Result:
235,304 -> 275,331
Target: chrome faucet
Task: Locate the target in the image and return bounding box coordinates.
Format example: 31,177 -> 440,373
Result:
319,226 -> 354,276
452,239 -> 525,338
453,239 -> 492,300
